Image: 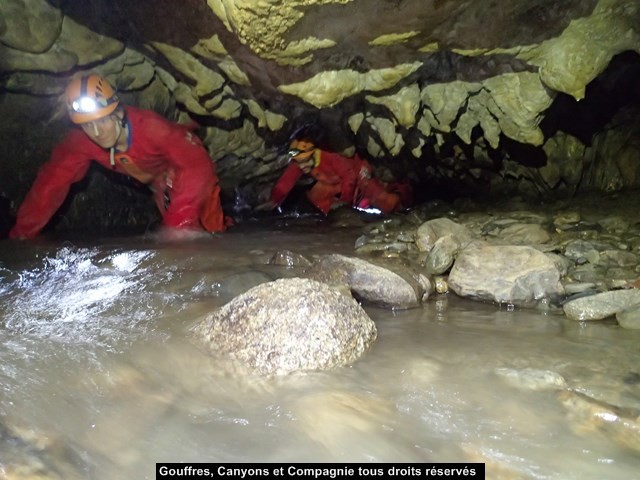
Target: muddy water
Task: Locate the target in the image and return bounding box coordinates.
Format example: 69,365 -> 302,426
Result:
1,217 -> 639,479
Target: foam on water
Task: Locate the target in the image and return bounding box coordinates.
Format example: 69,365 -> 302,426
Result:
2,247 -> 159,346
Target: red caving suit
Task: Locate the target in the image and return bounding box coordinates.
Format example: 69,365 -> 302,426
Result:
270,150 -> 409,214
9,106 -> 225,239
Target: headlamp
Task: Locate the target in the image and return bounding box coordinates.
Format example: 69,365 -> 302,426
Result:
288,147 -> 315,160
71,96 -> 98,114
70,94 -> 116,114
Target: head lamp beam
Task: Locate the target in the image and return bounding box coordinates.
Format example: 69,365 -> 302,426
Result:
72,96 -> 98,114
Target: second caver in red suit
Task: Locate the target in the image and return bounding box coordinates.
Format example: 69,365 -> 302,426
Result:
270,139 -> 411,215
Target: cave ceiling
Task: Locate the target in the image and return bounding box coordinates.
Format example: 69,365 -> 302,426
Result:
1,0 -> 640,230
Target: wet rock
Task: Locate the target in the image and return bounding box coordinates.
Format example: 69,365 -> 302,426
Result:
415,217 -> 474,253
616,304 -> 640,329
568,263 -> 606,284
559,390 -> 640,454
563,239 -> 603,262
434,276 -> 449,294
0,418 -> 85,480
481,218 -> 519,236
598,216 -> 630,233
292,390 -> 422,461
597,250 -> 638,268
218,271 -> 273,298
79,358 -> 187,469
327,191 -> 640,319
562,289 -> 640,321
448,245 -> 564,306
563,282 -> 598,296
306,254 -> 421,309
424,235 -> 460,275
604,268 -> 637,290
553,210 -> 581,230
191,278 -> 377,376
355,234 -> 373,249
546,252 -> 571,277
355,240 -> 410,255
498,223 -> 552,245
462,444 -> 532,480
494,367 -> 567,391
268,250 -> 313,267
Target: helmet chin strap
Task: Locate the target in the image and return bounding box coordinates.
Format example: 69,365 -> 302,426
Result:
109,118 -> 123,168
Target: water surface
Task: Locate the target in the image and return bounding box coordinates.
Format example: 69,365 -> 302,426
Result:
1,218 -> 639,479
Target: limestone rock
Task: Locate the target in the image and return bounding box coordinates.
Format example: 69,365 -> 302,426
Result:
616,304 -> 640,329
306,254 -> 421,309
0,0 -> 62,53
563,288 -> 640,321
494,367 -> 568,391
448,245 -> 564,305
416,217 -> 474,253
559,389 -> 640,454
191,278 -> 377,376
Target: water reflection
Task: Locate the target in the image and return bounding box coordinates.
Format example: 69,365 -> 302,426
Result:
0,221 -> 639,479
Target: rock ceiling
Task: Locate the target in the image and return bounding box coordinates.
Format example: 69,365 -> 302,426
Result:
1,0 -> 640,231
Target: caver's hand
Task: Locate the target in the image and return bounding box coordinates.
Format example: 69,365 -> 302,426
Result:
8,226 -> 33,240
358,166 -> 371,181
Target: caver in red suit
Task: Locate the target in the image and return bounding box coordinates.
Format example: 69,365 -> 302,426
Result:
9,74 -> 226,240
270,139 -> 411,215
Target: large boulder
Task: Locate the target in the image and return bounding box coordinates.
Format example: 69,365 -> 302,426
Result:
191,278 -> 377,376
306,254 -> 423,309
448,245 -> 564,306
563,289 -> 640,321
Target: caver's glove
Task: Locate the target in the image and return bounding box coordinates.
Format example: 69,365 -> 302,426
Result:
358,166 -> 371,181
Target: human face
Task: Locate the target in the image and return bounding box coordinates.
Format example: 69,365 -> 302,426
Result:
290,149 -> 316,173
295,155 -> 315,173
79,115 -> 120,149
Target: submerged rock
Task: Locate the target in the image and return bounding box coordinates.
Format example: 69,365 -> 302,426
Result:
494,367 -> 567,391
191,278 -> 377,376
559,390 -> 640,454
291,390 -> 423,461
617,305 -> 640,329
0,418 -> 86,480
268,249 -> 313,267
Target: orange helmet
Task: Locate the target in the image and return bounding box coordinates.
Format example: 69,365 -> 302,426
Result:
65,74 -> 119,124
288,138 -> 315,163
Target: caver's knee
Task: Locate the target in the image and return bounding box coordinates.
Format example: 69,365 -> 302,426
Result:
371,191 -> 401,213
306,190 -> 333,215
